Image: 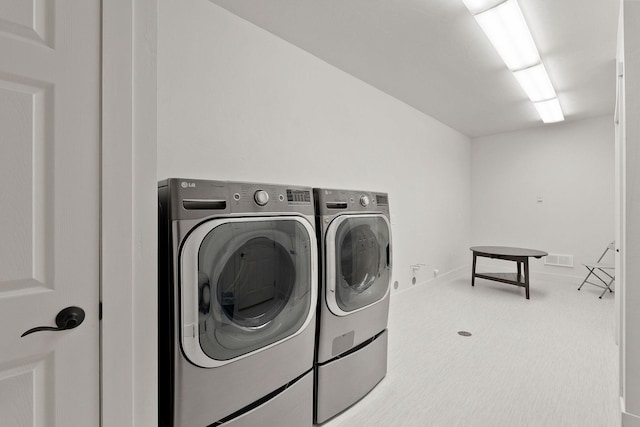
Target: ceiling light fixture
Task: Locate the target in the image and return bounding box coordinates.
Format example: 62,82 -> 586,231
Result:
513,63 -> 557,103
473,0 -> 539,70
533,98 -> 564,124
462,0 -> 564,123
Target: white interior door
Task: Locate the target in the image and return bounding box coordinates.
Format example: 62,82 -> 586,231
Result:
0,1 -> 100,426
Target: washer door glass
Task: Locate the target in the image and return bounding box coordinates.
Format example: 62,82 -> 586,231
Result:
333,215 -> 390,313
193,218 -> 314,362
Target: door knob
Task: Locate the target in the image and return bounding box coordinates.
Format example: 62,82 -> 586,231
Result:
21,306 -> 85,337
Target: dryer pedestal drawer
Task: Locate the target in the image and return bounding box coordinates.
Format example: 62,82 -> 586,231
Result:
315,329 -> 388,423
221,370 -> 313,427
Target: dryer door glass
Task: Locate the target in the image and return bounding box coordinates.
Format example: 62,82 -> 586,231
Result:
334,216 -> 390,312
196,218 -> 313,361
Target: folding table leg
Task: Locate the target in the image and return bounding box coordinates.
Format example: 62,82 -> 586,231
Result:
471,253 -> 476,287
524,258 -> 530,300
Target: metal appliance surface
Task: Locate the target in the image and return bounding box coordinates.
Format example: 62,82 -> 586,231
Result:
158,178 -> 317,427
313,187 -> 392,423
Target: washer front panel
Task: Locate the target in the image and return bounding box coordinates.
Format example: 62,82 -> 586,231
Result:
325,214 -> 391,316
180,216 -> 317,367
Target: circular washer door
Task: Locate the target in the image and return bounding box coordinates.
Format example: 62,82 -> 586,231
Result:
180,216 -> 317,367
325,214 -> 391,316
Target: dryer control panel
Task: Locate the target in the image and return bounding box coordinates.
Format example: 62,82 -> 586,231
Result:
159,178 -> 315,220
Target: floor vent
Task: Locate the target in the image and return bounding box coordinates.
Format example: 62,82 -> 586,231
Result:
544,253 -> 574,268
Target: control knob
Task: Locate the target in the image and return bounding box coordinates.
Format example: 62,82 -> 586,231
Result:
360,195 -> 370,207
254,190 -> 270,206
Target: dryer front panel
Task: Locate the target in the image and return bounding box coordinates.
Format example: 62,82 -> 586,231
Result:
180,216 -> 317,367
325,214 -> 391,316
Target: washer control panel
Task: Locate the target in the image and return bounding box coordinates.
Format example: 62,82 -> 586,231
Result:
314,188 -> 390,216
253,189 -> 270,206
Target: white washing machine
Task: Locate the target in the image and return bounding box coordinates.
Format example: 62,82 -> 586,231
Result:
313,188 -> 392,424
158,179 -> 317,427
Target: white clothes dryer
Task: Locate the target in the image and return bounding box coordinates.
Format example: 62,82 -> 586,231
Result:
158,179 -> 317,427
313,188 -> 392,424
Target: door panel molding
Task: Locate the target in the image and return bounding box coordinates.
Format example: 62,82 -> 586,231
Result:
101,0 -> 157,426
0,0 -> 100,425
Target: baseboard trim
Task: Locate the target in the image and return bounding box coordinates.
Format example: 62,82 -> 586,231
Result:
623,410 -> 640,427
423,265 -> 469,287
621,396 -> 640,427
393,263 -> 585,297
470,261 -> 582,285
394,265 -> 469,296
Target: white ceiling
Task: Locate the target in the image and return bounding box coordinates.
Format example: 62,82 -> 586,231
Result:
209,0 -> 620,138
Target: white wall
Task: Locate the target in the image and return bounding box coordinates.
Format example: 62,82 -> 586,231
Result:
471,116 -> 615,282
157,0 -> 471,292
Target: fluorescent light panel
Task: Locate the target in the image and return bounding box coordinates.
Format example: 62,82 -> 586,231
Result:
533,98 -> 564,123
462,0 -> 505,14
462,0 -> 564,123
473,0 -> 540,71
513,63 -> 556,102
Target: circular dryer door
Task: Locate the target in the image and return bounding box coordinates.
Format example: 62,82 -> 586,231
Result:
326,214 -> 391,316
180,216 -> 317,367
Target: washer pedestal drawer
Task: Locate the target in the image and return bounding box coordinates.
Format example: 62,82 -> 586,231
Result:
221,370 -> 313,427
315,329 -> 388,423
